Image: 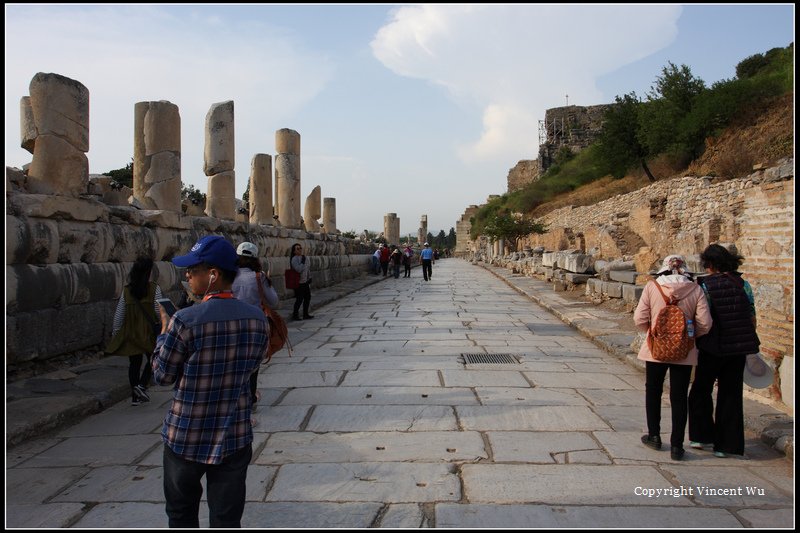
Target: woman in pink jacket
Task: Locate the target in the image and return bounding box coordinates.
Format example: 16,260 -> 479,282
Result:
634,255 -> 712,460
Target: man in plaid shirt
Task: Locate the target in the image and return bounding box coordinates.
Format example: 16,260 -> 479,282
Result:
153,235 -> 268,528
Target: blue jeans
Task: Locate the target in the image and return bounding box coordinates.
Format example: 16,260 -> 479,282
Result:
163,443 -> 252,528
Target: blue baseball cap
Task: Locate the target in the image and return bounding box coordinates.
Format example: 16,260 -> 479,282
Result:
172,235 -> 239,272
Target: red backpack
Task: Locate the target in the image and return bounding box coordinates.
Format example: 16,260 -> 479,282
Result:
647,282 -> 691,362
256,272 -> 292,362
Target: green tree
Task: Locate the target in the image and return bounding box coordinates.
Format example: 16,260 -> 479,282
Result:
103,159 -> 134,188
181,183 -> 206,205
341,230 -> 357,239
446,227 -> 457,249
638,62 -> 706,160
597,93 -> 656,181
483,213 -> 547,252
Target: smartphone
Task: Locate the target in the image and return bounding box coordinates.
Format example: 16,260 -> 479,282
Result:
156,298 -> 178,317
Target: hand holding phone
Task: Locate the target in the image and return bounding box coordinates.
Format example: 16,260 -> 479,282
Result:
156,298 -> 178,317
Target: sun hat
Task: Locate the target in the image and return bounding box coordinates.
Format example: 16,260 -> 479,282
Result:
172,235 -> 239,272
657,254 -> 690,275
237,241 -> 259,257
743,353 -> 772,389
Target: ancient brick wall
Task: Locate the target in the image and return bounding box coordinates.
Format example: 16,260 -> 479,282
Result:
538,104 -> 613,173
519,159 -> 794,410
507,160 -> 539,193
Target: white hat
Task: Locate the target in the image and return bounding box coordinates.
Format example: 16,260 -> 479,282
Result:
658,254 -> 690,275
743,353 -> 772,389
236,241 -> 258,257
423,242 -> 429,246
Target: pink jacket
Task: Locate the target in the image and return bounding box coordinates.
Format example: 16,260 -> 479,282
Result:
634,276 -> 713,365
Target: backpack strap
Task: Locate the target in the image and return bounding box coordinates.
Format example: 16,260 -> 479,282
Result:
653,280 -> 678,305
255,271 -> 271,310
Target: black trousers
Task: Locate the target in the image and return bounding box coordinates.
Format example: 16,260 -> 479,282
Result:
128,353 -> 151,391
292,282 -> 311,317
422,259 -> 432,280
644,361 -> 692,447
163,443 -> 252,528
688,351 -> 746,455
380,262 -> 389,276
403,263 -> 411,277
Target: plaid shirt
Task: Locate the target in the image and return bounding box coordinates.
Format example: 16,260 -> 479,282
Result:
153,297 -> 268,464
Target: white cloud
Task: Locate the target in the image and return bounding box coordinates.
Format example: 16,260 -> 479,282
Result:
372,5 -> 681,163
5,6 -> 334,195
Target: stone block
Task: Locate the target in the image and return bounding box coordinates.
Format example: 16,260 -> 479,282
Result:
602,281 -> 623,298
565,273 -> 592,284
29,72 -> 89,152
204,100 -> 235,175
609,270 -> 638,284
542,252 -> 556,267
622,284 -> 644,304
20,96 -> 36,154
563,254 -> 594,273
27,135 -> 88,196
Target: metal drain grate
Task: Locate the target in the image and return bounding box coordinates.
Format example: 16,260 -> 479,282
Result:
462,353 -> 520,365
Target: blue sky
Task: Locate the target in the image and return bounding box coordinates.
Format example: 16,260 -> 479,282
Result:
5,4 -> 794,237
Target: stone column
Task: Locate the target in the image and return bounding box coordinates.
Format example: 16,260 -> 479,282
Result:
304,185 -> 322,232
204,101 -> 235,219
133,100 -> 181,211
323,197 -> 337,234
275,128 -> 301,229
20,96 -> 36,154
418,214 -> 428,244
26,73 -> 90,197
249,153 -> 273,224
384,213 -> 400,246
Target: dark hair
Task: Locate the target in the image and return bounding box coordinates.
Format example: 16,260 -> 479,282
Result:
128,257 -> 154,300
700,244 -> 744,273
237,255 -> 262,272
290,243 -> 303,256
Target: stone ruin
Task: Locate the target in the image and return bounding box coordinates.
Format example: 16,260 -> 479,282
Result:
456,160 -> 795,412
7,72 -> 371,370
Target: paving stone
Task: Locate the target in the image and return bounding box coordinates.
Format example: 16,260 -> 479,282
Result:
474,387 -> 587,406
435,503 -> 743,528
487,431 -> 599,463
457,406 -> 610,431
524,371 -> 635,389
305,405 -> 458,432
244,502 -> 382,528
342,369 -> 441,387
256,431 -> 486,463
266,463 -> 460,502
441,370 -> 531,387
278,386 -> 479,406
5,503 -> 87,528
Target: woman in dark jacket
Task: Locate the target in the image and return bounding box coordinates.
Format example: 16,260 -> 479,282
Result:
688,244 -> 760,457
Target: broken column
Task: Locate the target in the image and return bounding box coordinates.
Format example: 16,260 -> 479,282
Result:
384,213 -> 400,245
204,101 -> 235,219
249,153 -> 273,224
20,96 -> 36,154
304,185 -> 322,232
26,73 -> 89,197
418,215 -> 428,245
133,100 -> 182,211
322,197 -> 337,234
274,128 -> 301,229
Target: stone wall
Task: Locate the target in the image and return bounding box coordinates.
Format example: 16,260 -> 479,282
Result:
461,159 -> 794,412
6,167 -> 373,366
538,104 -> 613,173
507,160 -> 539,193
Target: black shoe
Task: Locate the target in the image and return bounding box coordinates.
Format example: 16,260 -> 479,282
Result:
670,446 -> 685,460
303,315 -> 314,320
641,434 -> 662,450
291,314 -> 301,321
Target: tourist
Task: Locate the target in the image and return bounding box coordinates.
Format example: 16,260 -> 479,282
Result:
105,256 -> 163,406
402,243 -> 414,278
390,244 -> 402,279
379,243 -> 390,276
420,242 -> 434,281
152,235 -> 268,527
372,247 -> 381,275
634,255 -> 712,461
290,242 -> 314,320
232,241 -> 278,420
688,244 -> 760,458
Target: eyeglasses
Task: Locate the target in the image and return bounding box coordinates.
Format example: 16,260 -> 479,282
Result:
186,265 -> 209,277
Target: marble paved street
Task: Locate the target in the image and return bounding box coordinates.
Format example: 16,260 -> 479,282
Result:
5,260 -> 794,528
